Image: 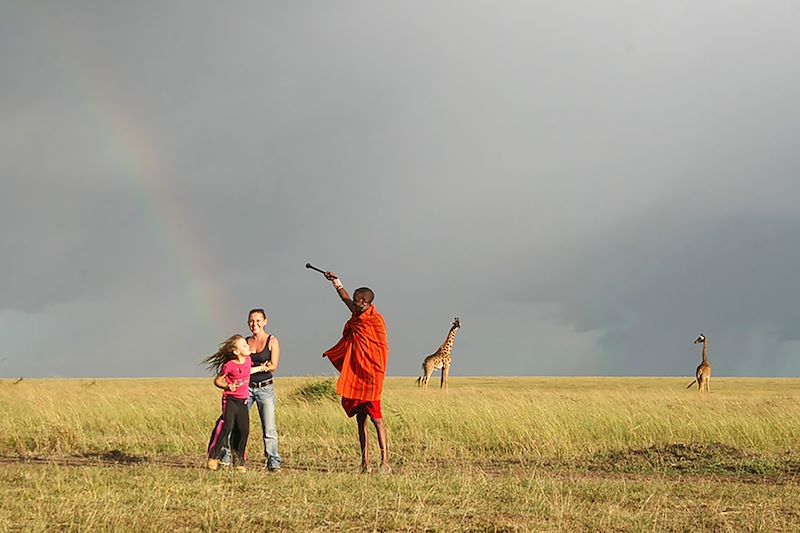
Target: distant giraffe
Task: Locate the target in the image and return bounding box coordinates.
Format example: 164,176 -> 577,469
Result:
417,318 -> 461,390
686,333 -> 711,395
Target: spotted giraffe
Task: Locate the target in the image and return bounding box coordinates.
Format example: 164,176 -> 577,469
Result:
417,318 -> 461,390
686,333 -> 711,396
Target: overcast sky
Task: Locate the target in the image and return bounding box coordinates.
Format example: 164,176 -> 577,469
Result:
2,1 -> 799,379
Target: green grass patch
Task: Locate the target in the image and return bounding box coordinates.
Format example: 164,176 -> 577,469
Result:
289,378 -> 338,403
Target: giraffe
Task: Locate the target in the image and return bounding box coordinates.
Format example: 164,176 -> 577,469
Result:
686,333 -> 711,396
417,317 -> 461,390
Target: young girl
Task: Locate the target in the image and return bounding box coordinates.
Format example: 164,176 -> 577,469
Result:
203,334 -> 268,472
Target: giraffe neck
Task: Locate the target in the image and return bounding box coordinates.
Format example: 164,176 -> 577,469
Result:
438,327 -> 459,357
701,340 -> 708,364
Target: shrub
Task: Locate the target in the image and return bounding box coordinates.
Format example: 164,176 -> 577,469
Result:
292,379 -> 338,403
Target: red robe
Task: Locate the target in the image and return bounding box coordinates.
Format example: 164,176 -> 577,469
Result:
323,305 -> 389,401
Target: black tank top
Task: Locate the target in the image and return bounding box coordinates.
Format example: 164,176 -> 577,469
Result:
249,334 -> 273,384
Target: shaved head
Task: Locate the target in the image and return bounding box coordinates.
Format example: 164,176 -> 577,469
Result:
353,287 -> 374,304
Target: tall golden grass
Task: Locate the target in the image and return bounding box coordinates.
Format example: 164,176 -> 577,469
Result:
1,377 -> 799,532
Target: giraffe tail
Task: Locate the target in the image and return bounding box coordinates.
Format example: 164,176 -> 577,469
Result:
686,379 -> 697,389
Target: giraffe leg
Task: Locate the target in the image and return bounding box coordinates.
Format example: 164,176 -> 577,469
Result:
421,367 -> 432,390
441,363 -> 450,390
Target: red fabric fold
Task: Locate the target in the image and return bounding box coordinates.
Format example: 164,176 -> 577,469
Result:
323,305 -> 389,401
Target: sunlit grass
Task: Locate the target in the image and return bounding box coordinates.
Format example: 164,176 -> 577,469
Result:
2,377 -> 799,531
3,377 -> 800,465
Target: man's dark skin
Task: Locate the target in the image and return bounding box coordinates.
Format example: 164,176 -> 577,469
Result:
324,271 -> 390,473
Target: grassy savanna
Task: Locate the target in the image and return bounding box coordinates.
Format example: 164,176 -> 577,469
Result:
1,377 -> 799,532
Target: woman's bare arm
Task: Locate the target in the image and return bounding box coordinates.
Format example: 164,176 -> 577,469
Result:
265,336 -> 280,372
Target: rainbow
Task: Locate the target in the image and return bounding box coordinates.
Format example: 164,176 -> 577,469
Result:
34,11 -> 236,330
95,98 -> 235,330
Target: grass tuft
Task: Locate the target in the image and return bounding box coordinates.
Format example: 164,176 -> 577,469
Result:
289,378 -> 338,403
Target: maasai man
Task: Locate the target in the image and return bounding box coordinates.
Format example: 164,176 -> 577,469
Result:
322,271 -> 390,473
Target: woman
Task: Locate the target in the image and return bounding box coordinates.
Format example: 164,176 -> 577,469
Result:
245,308 -> 282,471
220,308 -> 282,471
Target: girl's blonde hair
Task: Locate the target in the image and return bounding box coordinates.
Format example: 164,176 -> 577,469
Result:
202,334 -> 245,374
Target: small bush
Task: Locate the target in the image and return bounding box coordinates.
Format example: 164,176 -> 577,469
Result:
292,379 -> 338,403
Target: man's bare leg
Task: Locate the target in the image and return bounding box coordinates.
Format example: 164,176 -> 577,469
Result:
357,413 -> 370,473
372,417 -> 390,472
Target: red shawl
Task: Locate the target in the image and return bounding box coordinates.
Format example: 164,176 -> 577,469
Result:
323,305 -> 389,401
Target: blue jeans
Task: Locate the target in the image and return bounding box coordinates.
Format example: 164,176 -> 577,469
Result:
248,383 -> 281,469
220,384 -> 281,469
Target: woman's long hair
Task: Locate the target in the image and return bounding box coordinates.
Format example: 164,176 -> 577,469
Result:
202,334 -> 245,374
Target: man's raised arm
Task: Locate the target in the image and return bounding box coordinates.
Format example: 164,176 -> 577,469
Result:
324,271 -> 354,313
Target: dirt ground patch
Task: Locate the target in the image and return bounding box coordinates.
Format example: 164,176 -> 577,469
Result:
589,442 -> 800,478
4,446 -> 800,486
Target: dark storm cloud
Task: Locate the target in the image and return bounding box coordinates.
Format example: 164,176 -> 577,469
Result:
514,207 -> 800,376
2,1 -> 799,377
